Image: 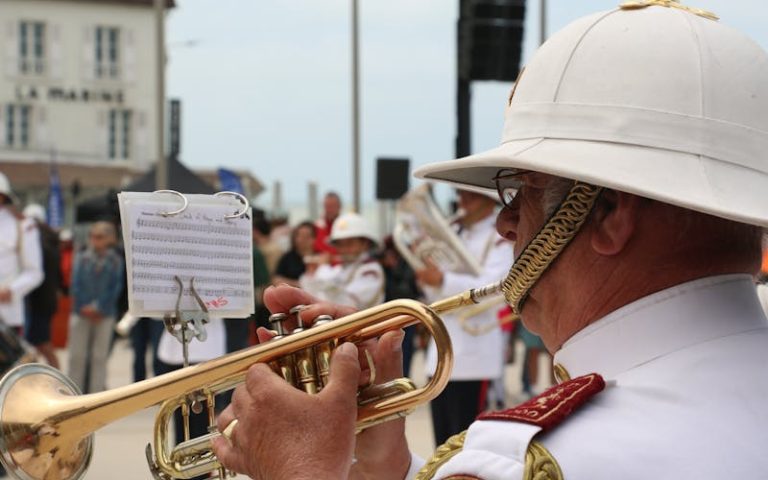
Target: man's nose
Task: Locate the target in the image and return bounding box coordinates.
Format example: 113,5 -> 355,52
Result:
496,198 -> 520,243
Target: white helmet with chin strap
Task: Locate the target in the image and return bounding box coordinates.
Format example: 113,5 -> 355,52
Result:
415,2 -> 768,313
330,213 -> 378,246
416,3 -> 768,229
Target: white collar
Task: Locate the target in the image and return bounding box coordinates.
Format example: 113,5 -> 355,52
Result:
553,274 -> 767,380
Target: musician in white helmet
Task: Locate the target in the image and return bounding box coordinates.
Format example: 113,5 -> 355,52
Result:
0,172 -> 43,330
300,212 -> 384,310
213,3 -> 768,479
415,189 -> 513,446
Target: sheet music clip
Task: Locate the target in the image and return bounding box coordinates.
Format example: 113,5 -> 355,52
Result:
163,275 -> 209,367
152,190 -> 189,217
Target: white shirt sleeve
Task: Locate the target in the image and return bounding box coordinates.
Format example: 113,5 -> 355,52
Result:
10,219 -> 43,298
441,238 -> 514,297
340,262 -> 384,310
299,264 -> 341,302
300,263 -> 384,310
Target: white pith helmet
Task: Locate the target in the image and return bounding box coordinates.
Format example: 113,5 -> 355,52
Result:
415,4 -> 768,228
330,213 -> 378,245
0,172 -> 14,202
23,203 -> 46,223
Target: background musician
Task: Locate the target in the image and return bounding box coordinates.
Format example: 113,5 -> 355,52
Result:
415,189 -> 513,445
300,212 -> 384,311
0,172 -> 42,333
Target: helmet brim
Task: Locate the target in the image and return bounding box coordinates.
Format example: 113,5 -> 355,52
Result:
415,137 -> 768,228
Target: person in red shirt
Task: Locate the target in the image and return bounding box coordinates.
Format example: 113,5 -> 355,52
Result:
313,191 -> 341,256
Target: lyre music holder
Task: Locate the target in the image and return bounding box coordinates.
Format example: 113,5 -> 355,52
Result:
163,275 -> 209,369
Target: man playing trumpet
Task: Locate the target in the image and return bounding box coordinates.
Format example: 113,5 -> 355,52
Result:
213,3 -> 768,479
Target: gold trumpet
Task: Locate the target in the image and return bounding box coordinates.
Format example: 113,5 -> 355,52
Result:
0,282 -> 502,480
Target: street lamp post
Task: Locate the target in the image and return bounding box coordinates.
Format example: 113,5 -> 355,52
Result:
155,0 -> 167,190
351,0 -> 361,213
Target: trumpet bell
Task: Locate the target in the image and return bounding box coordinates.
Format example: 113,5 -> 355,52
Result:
0,364 -> 93,480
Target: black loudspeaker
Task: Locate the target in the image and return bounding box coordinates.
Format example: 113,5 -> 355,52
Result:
376,158 -> 410,200
459,0 -> 526,82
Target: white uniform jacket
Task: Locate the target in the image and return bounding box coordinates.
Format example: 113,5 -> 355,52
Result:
412,274 -> 768,479
299,254 -> 384,310
0,209 -> 42,327
423,214 -> 514,381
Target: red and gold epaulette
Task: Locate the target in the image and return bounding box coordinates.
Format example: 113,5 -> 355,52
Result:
478,373 -> 605,431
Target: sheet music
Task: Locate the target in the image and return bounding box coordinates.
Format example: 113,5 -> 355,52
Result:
119,192 -> 254,318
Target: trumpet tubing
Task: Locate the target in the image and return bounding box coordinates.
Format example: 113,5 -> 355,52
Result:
0,283 -> 502,480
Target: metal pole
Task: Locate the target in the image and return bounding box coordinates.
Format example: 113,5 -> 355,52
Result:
540,0 -> 547,45
155,0 -> 167,190
456,6 -> 470,159
351,0 -> 361,213
456,78 -> 471,158
308,182 -> 319,221
273,180 -> 283,216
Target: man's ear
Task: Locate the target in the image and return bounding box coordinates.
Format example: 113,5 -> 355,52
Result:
589,190 -> 642,256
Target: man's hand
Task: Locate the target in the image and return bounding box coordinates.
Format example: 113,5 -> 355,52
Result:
212,343 -> 360,480
215,284 -> 412,480
416,259 -> 444,288
0,287 -> 11,303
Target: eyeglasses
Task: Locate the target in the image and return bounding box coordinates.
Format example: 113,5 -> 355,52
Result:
492,169 -> 532,208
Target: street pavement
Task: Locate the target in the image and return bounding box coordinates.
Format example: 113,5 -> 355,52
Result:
53,337 -> 539,479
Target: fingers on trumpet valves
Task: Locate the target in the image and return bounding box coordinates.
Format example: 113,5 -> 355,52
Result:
265,308 -> 342,394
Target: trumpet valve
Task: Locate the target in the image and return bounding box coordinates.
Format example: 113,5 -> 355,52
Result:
291,326 -> 320,395
312,315 -> 336,388
267,313 -> 297,387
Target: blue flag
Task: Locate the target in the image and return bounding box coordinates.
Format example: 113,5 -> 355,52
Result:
47,161 -> 64,228
217,168 -> 244,194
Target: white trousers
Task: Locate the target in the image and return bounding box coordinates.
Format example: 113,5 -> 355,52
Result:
67,313 -> 115,393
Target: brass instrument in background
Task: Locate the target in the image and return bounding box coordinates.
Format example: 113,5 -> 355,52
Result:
0,282 -> 502,480
393,184 -> 482,276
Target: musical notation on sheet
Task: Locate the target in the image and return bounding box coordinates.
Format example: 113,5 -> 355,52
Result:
119,192 -> 254,318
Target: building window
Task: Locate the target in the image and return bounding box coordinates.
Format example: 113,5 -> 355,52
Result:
19,21 -> 46,75
108,109 -> 131,159
95,26 -> 120,79
5,105 -> 32,148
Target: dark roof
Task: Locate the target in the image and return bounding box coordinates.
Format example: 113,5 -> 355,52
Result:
47,0 -> 175,8
124,157 -> 215,194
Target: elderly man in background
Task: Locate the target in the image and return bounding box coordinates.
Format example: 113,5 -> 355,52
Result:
0,173 -> 42,331
212,3 -> 768,479
314,191 -> 342,256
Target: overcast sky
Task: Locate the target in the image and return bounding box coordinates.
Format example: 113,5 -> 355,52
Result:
166,0 -> 768,212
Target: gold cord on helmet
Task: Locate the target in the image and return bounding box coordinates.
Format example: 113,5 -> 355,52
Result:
619,0 -> 719,21
501,182 -> 603,315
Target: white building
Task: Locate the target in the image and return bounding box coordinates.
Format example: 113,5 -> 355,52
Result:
0,0 -> 173,212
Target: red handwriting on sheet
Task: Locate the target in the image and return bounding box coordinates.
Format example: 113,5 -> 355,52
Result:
206,296 -> 229,309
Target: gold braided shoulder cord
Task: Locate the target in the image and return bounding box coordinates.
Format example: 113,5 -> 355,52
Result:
414,430 -> 563,480
414,431 -> 467,480
502,182 -> 603,315
524,442 -> 564,480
